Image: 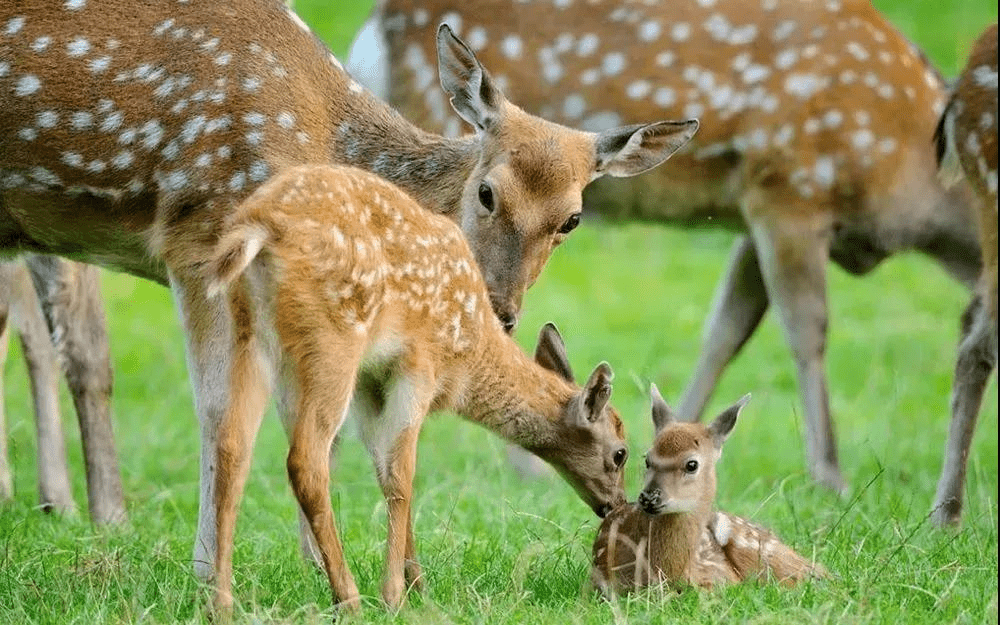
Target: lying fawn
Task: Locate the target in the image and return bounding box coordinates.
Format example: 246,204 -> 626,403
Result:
591,385 -> 825,597
205,163 -> 629,611
353,0 -> 983,500
933,23 -> 998,527
0,256 -> 124,524
1,0 -> 693,580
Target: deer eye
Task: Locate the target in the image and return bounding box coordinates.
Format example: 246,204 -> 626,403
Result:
558,213 -> 580,234
613,448 -> 628,468
685,460 -> 699,474
477,182 -> 495,213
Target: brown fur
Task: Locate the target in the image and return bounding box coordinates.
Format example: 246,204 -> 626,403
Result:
931,24 -> 998,527
205,163 -> 629,610
590,388 -> 824,597
364,0 -> 985,496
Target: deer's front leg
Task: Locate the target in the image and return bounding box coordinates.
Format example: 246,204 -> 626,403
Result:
932,294 -> 996,526
746,209 -> 845,494
678,236 -> 770,422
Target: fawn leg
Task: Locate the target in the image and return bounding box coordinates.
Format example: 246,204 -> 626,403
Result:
678,236 -> 770,422
746,209 -> 845,494
932,294 -> 996,526
0,276 -> 12,502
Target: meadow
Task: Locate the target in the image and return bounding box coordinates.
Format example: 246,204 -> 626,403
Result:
1,1 -> 997,623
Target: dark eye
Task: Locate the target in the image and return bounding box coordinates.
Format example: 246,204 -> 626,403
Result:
613,448 -> 628,468
478,182 -> 495,213
558,213 -> 580,234
685,460 -> 699,473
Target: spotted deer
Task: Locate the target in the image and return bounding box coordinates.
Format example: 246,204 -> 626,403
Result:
932,23 -> 998,527
351,0 -> 985,497
1,0 -> 695,581
204,163 -> 629,611
590,385 -> 825,597
0,256 -> 124,524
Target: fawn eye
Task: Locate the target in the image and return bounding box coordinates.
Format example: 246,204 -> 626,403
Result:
477,182 -> 495,213
558,213 -> 581,234
613,448 -> 628,468
685,460 -> 699,474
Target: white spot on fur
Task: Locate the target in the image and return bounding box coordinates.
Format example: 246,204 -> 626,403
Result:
31,36 -> 52,52
65,0 -> 87,10
672,22 -> 691,42
576,33 -> 599,57
67,37 -> 91,57
4,17 -> 26,36
501,34 -> 523,60
36,111 -> 59,128
15,74 -> 41,96
626,80 -> 652,100
602,52 -> 626,76
18,127 -> 37,141
784,73 -> 827,99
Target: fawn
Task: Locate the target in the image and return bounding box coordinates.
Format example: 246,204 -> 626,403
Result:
1,0 -> 694,579
933,23 -> 998,526
353,0 -> 985,506
204,163 -> 630,611
590,385 -> 825,597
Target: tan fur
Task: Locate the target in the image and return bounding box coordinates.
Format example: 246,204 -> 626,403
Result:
205,163 -> 629,611
931,24 -> 998,527
590,388 -> 824,597
363,0 -> 984,495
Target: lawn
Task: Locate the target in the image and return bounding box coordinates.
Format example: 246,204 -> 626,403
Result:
1,1 -> 997,624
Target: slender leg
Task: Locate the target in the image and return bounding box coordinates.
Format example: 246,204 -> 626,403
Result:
0,281 -> 13,502
6,261 -> 76,514
677,237 -> 770,421
932,294 -> 997,526
746,214 -> 845,494
27,256 -> 126,525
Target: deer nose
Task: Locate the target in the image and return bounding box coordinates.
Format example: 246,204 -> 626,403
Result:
496,309 -> 518,334
596,503 -> 613,518
638,489 -> 662,514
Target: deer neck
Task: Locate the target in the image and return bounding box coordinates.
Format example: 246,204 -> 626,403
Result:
455,334 -> 575,450
329,90 -> 479,220
648,506 -> 711,583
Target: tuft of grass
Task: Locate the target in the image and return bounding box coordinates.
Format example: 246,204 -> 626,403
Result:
1,1 -> 996,624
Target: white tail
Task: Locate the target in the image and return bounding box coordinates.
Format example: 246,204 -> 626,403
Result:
931,23 -> 997,527
206,163 -> 629,610
355,0 -> 984,496
590,385 -> 824,597
1,0 -> 691,593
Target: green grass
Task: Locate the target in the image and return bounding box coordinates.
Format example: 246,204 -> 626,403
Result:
1,1 -> 997,623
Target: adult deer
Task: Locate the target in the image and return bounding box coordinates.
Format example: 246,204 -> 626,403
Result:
0,256 -> 124,525
206,163 -> 629,611
1,0 -> 692,581
932,23 -> 998,527
351,0 -> 983,494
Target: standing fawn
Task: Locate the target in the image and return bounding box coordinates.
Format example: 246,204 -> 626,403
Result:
1,0 -> 693,581
205,163 -> 629,611
0,256 -> 124,525
933,23 -> 998,527
352,0 -> 984,500
590,385 -> 825,597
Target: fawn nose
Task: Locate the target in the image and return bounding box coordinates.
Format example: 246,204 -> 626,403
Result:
596,503 -> 613,518
497,309 -> 518,334
638,489 -> 662,514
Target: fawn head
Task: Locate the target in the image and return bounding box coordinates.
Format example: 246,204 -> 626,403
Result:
436,25 -> 698,331
530,323 -> 628,516
637,385 -> 749,516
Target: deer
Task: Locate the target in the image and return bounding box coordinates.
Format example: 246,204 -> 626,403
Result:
932,23 -> 998,527
203,162 -> 629,611
0,256 -> 125,525
590,385 -> 826,598
1,0 -> 695,588
350,0 -> 986,506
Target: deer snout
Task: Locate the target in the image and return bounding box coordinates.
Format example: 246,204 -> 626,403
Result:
489,298 -> 520,334
638,489 -> 663,515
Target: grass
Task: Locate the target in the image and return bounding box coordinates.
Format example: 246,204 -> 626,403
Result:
1,1 -> 997,623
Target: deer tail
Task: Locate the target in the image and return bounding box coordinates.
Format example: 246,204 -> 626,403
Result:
205,221 -> 270,299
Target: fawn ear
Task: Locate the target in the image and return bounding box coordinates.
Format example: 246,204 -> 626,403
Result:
593,119 -> 699,178
534,322 -> 574,382
436,23 -> 505,133
649,384 -> 677,434
707,394 -> 750,448
578,362 -> 614,424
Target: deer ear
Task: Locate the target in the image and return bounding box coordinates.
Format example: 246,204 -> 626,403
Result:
707,394 -> 750,449
593,119 -> 699,178
436,23 -> 505,133
534,322 -> 574,382
579,362 -> 614,424
650,384 -> 677,434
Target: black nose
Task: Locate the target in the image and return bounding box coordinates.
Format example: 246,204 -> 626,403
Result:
638,490 -> 661,514
596,503 -> 613,518
498,312 -> 517,333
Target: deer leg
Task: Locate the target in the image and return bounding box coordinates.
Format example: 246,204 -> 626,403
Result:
932,294 -> 996,526
678,236 -> 770,422
747,217 -> 845,494
27,256 -> 126,525
0,283 -> 12,502
7,261 -> 76,514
